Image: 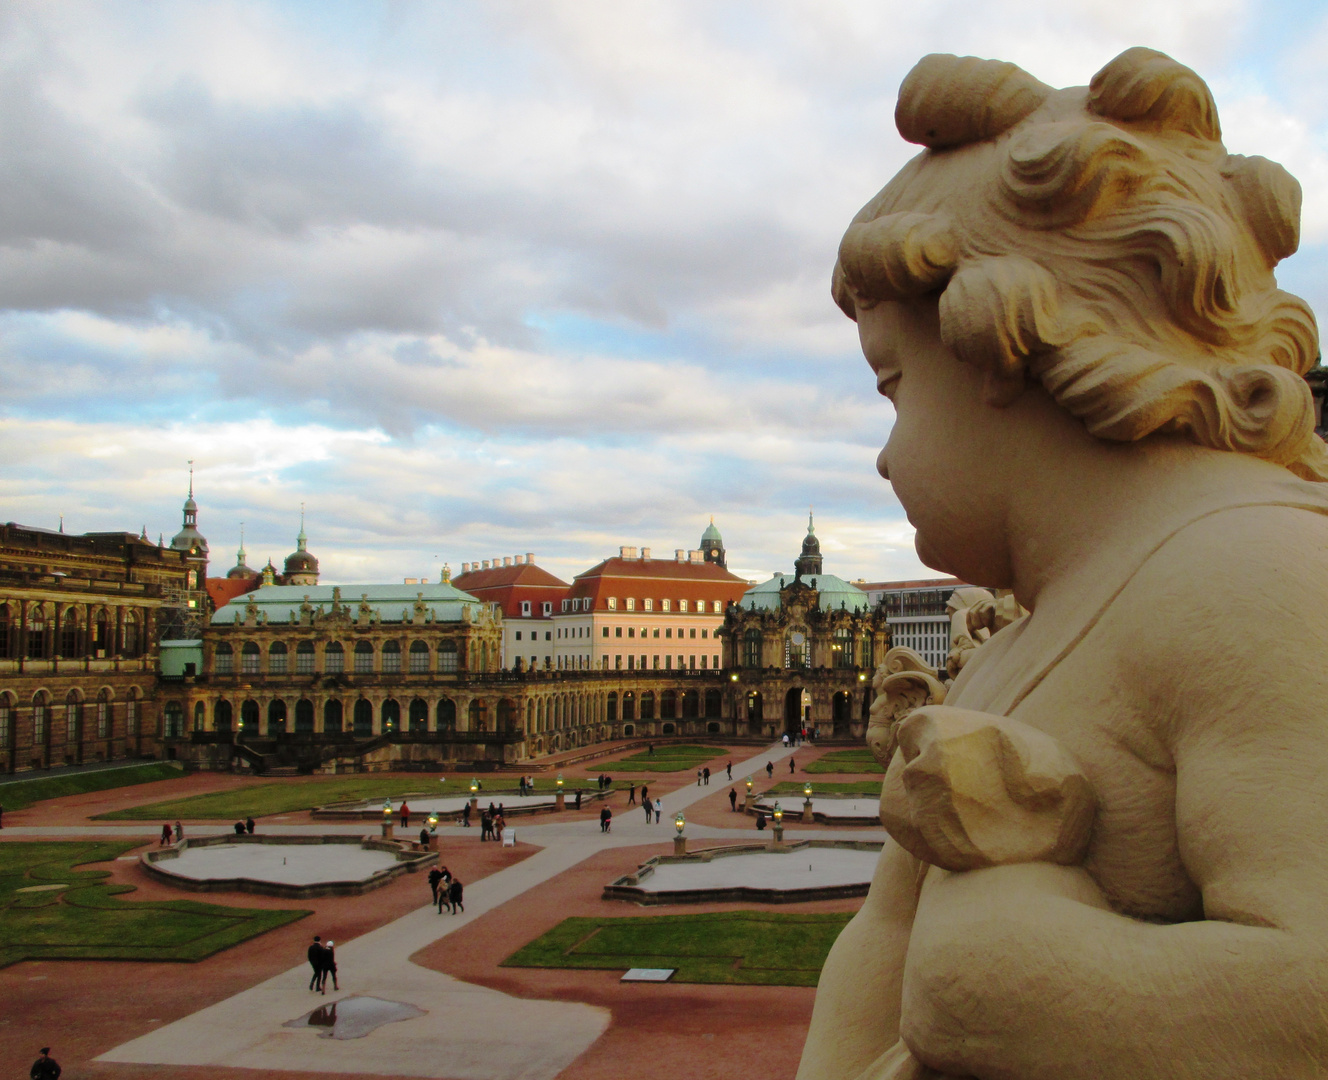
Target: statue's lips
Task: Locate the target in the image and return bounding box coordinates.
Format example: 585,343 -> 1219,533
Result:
876,371 -> 901,400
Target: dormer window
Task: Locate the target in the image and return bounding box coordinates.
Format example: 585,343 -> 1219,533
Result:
643,598 -> 653,611
607,597 -> 618,610
625,598 -> 636,611
521,600 -> 531,616
542,601 -> 552,616
661,599 -> 671,612
679,600 -> 688,613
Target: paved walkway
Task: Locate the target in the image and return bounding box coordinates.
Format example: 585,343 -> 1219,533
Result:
95,741 -> 874,1079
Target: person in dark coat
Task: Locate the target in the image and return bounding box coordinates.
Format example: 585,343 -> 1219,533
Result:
245,817 -> 255,834
428,866 -> 443,903
765,761 -> 773,778
462,801 -> 472,827
233,821 -> 246,835
729,788 -> 738,811
29,1047 -> 60,1080
447,878 -> 463,913
627,783 -> 636,805
159,823 -> 172,846
419,827 -> 430,847
307,935 -> 326,992
600,805 -> 612,833
320,941 -> 339,992
756,812 -> 767,830
574,789 -> 582,810
480,810 -> 491,840
726,761 -> 732,779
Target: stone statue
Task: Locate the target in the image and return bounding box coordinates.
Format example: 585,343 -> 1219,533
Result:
798,47 -> 1328,1079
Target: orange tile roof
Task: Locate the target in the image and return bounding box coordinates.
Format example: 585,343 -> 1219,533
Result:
567,557 -> 750,611
452,562 -> 571,619
205,576 -> 260,611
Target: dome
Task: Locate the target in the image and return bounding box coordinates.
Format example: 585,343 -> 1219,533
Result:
285,549 -> 319,575
701,518 -> 723,544
227,562 -> 260,581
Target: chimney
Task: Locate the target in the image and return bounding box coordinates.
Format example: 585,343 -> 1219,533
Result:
482,560 -> 491,569
675,549 -> 685,562
689,550 -> 703,563
619,545 -> 638,559
514,554 -> 525,565
526,552 -> 535,564
503,557 -> 512,567
460,563 -> 468,573
641,546 -> 651,560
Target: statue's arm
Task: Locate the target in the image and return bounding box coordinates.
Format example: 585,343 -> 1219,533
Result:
899,512 -> 1328,1078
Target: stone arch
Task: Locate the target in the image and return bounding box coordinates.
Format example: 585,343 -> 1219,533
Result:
295,698 -> 315,734
353,698 -> 373,737
409,698 -> 428,732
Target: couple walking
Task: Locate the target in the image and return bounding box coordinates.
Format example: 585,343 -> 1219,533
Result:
306,935 -> 339,994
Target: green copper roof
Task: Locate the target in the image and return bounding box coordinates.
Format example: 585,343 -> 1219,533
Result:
740,572 -> 869,613
210,582 -> 485,625
701,518 -> 723,543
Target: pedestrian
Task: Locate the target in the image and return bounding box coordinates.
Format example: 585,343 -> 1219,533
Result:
640,784 -> 649,806
643,797 -> 653,823
654,799 -> 661,824
494,813 -> 505,843
428,865 -> 443,903
320,941 -> 339,992
480,810 -> 491,841
400,802 -> 410,829
245,817 -> 255,834
448,878 -> 464,913
462,802 -> 472,827
173,820 -> 183,843
418,827 -> 430,847
29,1047 -> 60,1080
756,812 -> 767,831
729,788 -> 737,811
489,801 -> 496,817
600,805 -> 612,832
726,761 -> 732,779
159,823 -> 172,846
307,935 -> 326,992
703,766 -> 710,785
233,821 -> 246,835
765,761 -> 773,778
574,789 -> 582,810
790,758 -> 796,774
498,802 -> 505,817
647,743 -> 654,756
518,776 -> 526,797
627,783 -> 636,806
697,768 -> 703,787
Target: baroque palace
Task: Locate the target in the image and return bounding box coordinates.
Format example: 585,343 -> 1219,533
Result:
0,488 -> 966,776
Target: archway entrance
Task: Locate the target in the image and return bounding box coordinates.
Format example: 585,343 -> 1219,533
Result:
784,687 -> 808,736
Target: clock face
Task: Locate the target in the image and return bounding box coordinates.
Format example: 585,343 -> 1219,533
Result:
791,632 -> 805,645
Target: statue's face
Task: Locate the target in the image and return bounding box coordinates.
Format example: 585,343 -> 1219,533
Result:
857,298 -> 1016,588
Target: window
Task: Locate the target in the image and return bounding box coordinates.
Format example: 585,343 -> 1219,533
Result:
701,629 -> 708,639
615,655 -> 622,670
665,655 -> 673,669
66,698 -> 79,739
643,598 -> 653,612
615,626 -> 622,638
382,640 -> 401,673
628,627 -> 635,639
562,599 -> 570,612
215,643 -> 234,674
713,601 -> 723,613
661,599 -> 671,612
324,641 -> 344,673
32,701 -> 46,743
744,629 -> 762,668
679,600 -> 688,613
354,640 -> 374,673
607,597 -> 617,610
677,654 -> 684,668
122,615 -> 139,657
700,655 -> 708,669
97,695 -> 109,738
545,631 -> 551,641
241,642 -> 260,674
625,598 -> 636,611
164,702 -> 184,738
27,609 -> 45,659
439,641 -> 459,673
126,699 -> 137,736
0,605 -> 8,657
515,631 -> 522,641
712,654 -> 720,669
269,641 -> 288,674
652,655 -> 660,669
0,701 -> 8,746
296,640 -> 315,674
602,627 -> 609,638
689,655 -> 697,670
697,599 -> 705,612
323,699 -> 342,733
409,640 -> 429,673
543,602 -> 552,616
689,628 -> 697,639
521,601 -> 531,616
834,627 -> 854,668
60,613 -> 79,658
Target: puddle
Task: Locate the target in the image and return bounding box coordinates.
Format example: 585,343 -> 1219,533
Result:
284,995 -> 426,1040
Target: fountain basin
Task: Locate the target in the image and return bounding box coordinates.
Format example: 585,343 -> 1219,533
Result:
604,840 -> 882,905
142,835 -> 435,898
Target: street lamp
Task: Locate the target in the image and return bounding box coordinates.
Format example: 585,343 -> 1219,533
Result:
381,799 -> 394,838
803,782 -> 812,800
674,811 -> 686,835
772,800 -> 785,844
673,810 -> 687,854
469,778 -> 478,795
744,776 -> 753,793
773,801 -> 783,823
382,800 -> 393,818
427,812 -> 438,832
556,773 -> 564,789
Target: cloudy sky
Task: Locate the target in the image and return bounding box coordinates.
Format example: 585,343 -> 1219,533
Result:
3,0 -> 1326,587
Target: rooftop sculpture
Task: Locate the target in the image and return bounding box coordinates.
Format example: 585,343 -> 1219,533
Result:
798,47 -> 1328,1079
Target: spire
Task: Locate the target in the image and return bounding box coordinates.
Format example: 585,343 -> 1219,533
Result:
58,514 -> 64,534
297,502 -> 307,551
808,507 -> 815,534
442,562 -> 452,583
237,523 -> 247,566
188,459 -> 194,499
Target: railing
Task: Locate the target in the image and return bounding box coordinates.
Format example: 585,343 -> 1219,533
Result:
189,728 -> 526,747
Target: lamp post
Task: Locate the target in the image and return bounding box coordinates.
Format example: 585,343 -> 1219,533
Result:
469,778 -> 479,814
427,811 -> 439,850
381,799 -> 394,838
555,772 -> 566,812
673,811 -> 687,855
743,774 -> 756,812
802,782 -> 814,823
772,800 -> 784,845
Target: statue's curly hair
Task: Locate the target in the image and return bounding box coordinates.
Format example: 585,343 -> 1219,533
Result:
833,48 -> 1327,480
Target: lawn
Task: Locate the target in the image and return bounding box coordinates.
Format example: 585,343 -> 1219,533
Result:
763,780 -> 881,796
803,749 -> 884,775
0,762 -> 187,812
503,911 -> 852,986
0,842 -> 307,967
600,744 -> 731,773
98,774 -> 584,821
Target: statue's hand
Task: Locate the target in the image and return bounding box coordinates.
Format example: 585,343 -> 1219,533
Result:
879,706 -> 1096,872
